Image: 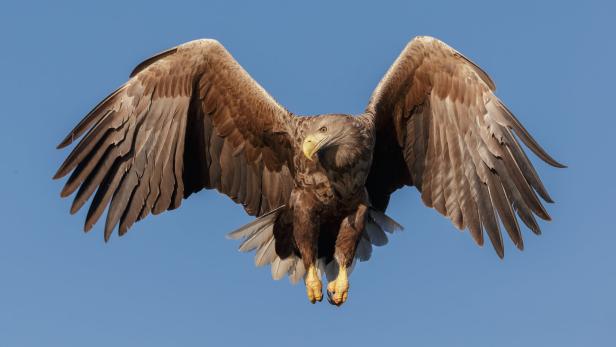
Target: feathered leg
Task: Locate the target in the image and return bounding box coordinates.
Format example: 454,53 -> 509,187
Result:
327,203 -> 368,306
293,191 -> 322,304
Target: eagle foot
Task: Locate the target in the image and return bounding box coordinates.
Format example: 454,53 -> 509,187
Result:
326,265 -> 349,306
305,264 -> 322,304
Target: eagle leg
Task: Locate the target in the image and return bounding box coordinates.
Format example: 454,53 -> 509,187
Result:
293,191 -> 322,303
327,204 -> 368,306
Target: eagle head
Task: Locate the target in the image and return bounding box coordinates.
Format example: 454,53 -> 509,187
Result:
302,114 -> 366,167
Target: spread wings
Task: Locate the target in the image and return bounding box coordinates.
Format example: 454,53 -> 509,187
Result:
54,39 -> 296,241
365,36 -> 565,257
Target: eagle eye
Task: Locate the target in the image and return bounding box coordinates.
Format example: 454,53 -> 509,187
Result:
319,126 -> 328,133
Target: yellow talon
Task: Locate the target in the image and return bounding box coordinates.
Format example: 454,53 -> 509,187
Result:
305,264 -> 322,303
327,264 -> 349,306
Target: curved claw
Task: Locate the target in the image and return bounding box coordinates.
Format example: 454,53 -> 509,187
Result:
326,288 -> 335,305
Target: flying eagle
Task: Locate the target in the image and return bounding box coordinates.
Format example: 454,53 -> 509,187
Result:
54,36 -> 564,306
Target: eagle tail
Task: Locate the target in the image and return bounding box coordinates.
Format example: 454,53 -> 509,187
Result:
227,206 -> 306,284
227,206 -> 403,284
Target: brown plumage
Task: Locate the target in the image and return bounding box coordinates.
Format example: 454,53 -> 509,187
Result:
54,36 -> 564,305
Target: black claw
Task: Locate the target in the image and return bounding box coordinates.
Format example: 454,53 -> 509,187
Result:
326,290 -> 335,305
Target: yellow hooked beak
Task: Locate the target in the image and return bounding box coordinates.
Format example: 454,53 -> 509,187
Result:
302,133 -> 328,160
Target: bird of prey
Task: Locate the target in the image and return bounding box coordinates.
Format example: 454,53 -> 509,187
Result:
54,36 -> 564,306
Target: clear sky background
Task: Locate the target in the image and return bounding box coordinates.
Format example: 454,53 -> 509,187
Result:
1,0 -> 614,346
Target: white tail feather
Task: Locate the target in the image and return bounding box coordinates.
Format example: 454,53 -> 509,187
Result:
271,256 -> 294,280
355,234 -> 373,261
365,220 -> 388,246
369,209 -> 404,233
226,206 -> 283,240
228,206 -> 304,284
288,258 -> 306,284
254,234 -> 276,267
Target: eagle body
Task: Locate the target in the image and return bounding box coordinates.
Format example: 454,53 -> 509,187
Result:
287,114 -> 374,267
55,37 -> 564,305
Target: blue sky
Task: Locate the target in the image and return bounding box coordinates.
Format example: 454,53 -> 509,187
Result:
1,0 -> 614,346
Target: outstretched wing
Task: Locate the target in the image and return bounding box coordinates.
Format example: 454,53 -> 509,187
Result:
54,39 -> 297,241
365,36 -> 565,257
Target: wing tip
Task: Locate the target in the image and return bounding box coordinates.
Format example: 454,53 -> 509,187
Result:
494,241 -> 505,259
52,169 -> 65,180
104,228 -> 113,242
537,153 -> 567,169
492,242 -> 505,259
550,161 -> 568,169
57,135 -> 74,149
69,201 -> 81,215
498,100 -> 567,169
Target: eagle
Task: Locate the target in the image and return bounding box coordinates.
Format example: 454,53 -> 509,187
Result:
54,36 -> 564,306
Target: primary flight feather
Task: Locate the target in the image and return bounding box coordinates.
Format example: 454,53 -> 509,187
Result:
55,36 -> 564,305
